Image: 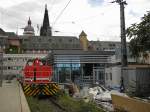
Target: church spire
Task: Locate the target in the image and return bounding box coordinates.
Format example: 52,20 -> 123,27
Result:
45,4 -> 47,9
43,4 -> 49,28
28,17 -> 31,25
40,4 -> 52,36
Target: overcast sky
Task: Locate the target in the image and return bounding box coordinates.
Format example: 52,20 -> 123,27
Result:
0,0 -> 149,41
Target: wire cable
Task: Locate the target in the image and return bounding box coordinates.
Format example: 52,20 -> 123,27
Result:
52,0 -> 72,27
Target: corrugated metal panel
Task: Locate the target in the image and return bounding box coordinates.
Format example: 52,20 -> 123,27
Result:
123,67 -> 150,96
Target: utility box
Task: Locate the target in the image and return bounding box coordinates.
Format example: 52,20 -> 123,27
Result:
123,66 -> 150,97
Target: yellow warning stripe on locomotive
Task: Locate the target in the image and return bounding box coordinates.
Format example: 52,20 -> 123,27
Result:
22,83 -> 59,96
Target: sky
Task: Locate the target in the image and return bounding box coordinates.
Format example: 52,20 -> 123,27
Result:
0,0 -> 149,41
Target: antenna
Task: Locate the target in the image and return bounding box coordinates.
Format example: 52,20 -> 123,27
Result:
37,24 -> 39,35
16,25 -> 18,35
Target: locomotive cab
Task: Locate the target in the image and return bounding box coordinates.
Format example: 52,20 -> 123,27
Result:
23,58 -> 52,84
21,58 -> 59,96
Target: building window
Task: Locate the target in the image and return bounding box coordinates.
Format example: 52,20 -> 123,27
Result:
110,73 -> 112,80
38,38 -> 41,42
59,39 -> 62,42
49,39 -> 51,42
38,50 -> 41,53
106,73 -> 108,80
24,39 -> 28,41
8,58 -> 11,61
69,39 -> 72,42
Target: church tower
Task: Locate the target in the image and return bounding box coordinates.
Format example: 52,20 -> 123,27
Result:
79,30 -> 89,51
40,4 -> 52,36
23,17 -> 35,36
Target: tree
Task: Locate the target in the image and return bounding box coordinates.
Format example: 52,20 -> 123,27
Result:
126,11 -> 150,60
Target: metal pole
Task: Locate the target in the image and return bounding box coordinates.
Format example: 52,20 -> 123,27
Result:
120,1 -> 127,67
111,0 -> 128,92
120,1 -> 127,92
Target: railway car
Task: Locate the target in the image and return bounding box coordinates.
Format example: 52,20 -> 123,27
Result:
21,58 -> 59,96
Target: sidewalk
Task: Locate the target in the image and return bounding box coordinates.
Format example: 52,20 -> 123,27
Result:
0,79 -> 30,112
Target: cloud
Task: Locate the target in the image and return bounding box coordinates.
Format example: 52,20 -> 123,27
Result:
87,0 -> 104,7
129,10 -> 140,17
0,0 -> 149,41
0,1 -> 44,33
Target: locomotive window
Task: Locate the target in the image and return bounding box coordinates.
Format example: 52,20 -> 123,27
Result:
28,61 -> 33,66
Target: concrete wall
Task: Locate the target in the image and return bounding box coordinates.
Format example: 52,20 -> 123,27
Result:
2,53 -> 47,77
112,94 -> 150,112
105,66 -> 121,89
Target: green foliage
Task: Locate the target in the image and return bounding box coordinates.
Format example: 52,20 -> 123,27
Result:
27,94 -> 105,112
126,11 -> 150,59
6,45 -> 19,54
58,94 -> 105,112
27,97 -> 53,112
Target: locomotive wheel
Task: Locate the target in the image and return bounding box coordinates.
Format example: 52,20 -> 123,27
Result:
22,83 -> 59,96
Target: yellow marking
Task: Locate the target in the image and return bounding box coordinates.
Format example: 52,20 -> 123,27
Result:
24,86 -> 30,92
34,89 -> 39,96
43,89 -> 50,95
52,84 -> 59,90
33,89 -> 40,96
24,87 -> 31,93
24,84 -> 31,89
50,84 -> 59,94
50,89 -> 56,95
53,88 -> 58,93
48,85 -> 52,89
42,89 -> 47,95
44,87 -> 53,95
46,85 -> 50,88
44,87 -> 51,93
29,88 -> 38,96
26,90 -> 33,96
25,87 -> 35,96
24,84 -> 30,90
24,88 -> 31,94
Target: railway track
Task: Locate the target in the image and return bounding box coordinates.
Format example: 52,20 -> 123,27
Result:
48,97 -> 67,112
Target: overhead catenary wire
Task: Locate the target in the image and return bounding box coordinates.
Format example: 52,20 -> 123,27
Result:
52,0 -> 72,27
52,12 -> 105,25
